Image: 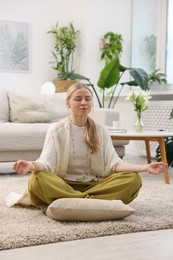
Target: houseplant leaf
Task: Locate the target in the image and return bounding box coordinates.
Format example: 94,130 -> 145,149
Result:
121,80 -> 138,86
64,72 -> 90,81
170,109 -> 173,120
130,68 -> 149,91
97,57 -> 121,89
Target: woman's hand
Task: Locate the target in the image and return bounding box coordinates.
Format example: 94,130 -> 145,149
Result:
146,162 -> 168,175
13,160 -> 32,175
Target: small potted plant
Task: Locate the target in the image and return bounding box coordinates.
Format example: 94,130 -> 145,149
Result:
48,22 -> 81,92
148,69 -> 167,85
148,69 -> 167,92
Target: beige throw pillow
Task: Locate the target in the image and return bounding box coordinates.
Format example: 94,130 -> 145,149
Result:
0,89 -> 9,122
14,101 -> 52,123
8,91 -> 70,122
46,198 -> 135,222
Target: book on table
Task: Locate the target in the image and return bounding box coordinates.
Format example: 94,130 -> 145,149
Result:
107,127 -> 127,133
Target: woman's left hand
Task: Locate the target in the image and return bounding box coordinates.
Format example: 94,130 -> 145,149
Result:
147,162 -> 168,175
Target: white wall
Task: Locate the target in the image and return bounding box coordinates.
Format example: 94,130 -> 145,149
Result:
80,0 -> 132,85
0,0 -> 132,94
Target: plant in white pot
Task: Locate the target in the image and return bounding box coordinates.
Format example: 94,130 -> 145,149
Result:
148,69 -> 167,84
48,21 -> 87,92
96,31 -> 149,108
68,31 -> 150,108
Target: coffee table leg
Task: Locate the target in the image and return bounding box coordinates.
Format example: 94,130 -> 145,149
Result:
158,137 -> 170,184
145,140 -> 151,163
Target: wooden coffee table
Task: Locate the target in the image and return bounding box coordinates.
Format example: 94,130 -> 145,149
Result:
109,130 -> 173,184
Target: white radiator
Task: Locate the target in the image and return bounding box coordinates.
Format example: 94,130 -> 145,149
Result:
135,101 -> 173,155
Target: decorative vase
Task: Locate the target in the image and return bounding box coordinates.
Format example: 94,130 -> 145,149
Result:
134,113 -> 144,132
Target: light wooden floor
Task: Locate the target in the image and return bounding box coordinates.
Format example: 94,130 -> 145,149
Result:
1,229 -> 173,260
1,153 -> 173,260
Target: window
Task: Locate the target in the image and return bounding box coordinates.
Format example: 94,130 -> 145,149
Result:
131,0 -> 173,84
166,0 -> 173,83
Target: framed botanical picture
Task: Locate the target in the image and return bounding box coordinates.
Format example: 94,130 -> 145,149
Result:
0,20 -> 31,73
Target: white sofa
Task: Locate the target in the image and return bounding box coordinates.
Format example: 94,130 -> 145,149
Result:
0,89 -> 129,170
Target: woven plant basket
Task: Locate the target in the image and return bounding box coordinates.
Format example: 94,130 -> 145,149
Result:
53,80 -> 76,92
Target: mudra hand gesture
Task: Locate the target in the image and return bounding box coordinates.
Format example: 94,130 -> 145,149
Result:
146,162 -> 168,175
13,160 -> 33,175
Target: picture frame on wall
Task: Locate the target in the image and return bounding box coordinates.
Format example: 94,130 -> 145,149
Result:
0,20 -> 31,73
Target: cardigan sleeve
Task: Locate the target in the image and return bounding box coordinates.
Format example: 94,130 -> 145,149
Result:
36,118 -> 70,176
36,123 -> 58,172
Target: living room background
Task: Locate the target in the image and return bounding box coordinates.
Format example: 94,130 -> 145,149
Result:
0,0 -> 132,95
1,0 -> 172,156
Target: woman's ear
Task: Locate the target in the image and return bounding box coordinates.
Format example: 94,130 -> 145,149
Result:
66,101 -> 70,108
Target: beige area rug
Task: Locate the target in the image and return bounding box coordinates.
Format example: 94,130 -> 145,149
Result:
0,172 -> 173,250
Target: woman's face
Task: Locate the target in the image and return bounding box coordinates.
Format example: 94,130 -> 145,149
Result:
67,88 -> 93,116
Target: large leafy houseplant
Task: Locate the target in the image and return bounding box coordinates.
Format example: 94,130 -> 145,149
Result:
96,32 -> 149,108
156,135 -> 173,168
156,110 -> 173,168
48,21 -> 92,92
48,21 -> 82,81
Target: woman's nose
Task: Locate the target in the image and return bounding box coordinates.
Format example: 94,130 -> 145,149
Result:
81,99 -> 86,104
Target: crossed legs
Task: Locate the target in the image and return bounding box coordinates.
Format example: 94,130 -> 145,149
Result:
28,171 -> 142,208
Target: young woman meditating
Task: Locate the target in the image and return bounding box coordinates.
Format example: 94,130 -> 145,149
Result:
13,83 -> 167,208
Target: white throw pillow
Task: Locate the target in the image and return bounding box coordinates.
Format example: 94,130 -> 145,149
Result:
14,101 -> 52,123
8,91 -> 70,122
46,198 -> 135,222
43,93 -> 70,122
0,89 -> 9,122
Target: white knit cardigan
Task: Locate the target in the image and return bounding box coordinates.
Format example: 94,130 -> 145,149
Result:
37,117 -> 122,178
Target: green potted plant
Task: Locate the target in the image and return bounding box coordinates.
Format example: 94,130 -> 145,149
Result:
156,110 -> 173,168
148,69 -> 167,85
156,136 -> 173,168
48,21 -> 83,92
170,108 -> 173,120
148,69 -> 167,92
96,31 -> 149,108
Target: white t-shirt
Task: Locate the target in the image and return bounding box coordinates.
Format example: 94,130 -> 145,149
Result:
65,123 -> 100,181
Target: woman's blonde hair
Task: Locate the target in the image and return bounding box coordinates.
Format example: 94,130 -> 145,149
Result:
66,83 -> 100,154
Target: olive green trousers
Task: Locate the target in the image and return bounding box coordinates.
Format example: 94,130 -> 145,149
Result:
28,171 -> 142,208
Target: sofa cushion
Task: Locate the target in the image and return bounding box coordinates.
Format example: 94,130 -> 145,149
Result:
0,122 -> 51,151
8,91 -> 70,122
46,198 -> 135,221
43,93 -> 70,122
14,101 -> 52,123
0,89 -> 9,122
